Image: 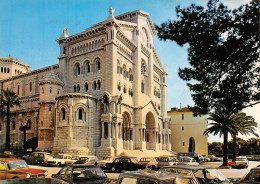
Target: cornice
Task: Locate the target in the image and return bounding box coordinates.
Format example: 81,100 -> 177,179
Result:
116,30 -> 137,51
10,107 -> 39,114
56,93 -> 97,101
0,57 -> 30,70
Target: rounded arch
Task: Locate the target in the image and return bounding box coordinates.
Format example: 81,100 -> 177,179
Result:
74,62 -> 81,77
122,111 -> 133,141
188,137 -> 196,153
141,27 -> 150,46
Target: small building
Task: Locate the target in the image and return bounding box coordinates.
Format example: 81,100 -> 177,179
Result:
168,107 -> 208,155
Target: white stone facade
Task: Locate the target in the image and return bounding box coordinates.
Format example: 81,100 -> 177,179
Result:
0,9 -> 171,158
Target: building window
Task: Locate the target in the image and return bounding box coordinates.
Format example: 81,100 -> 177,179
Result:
1,67 -> 3,72
4,67 -> 6,73
123,86 -> 126,93
182,126 -> 184,131
141,60 -> 146,74
74,63 -> 80,77
77,84 -> 80,92
41,121 -> 43,126
49,105 -> 51,111
61,108 -> 66,120
141,82 -> 144,93
85,82 -> 88,92
96,59 -> 101,70
78,109 -> 83,120
117,83 -> 121,91
26,119 -> 31,129
123,65 -> 126,78
97,80 -> 101,90
93,81 -> 97,90
12,120 -> 15,130
182,142 -> 185,146
17,85 -> 20,95
117,61 -> 120,74
7,68 -> 10,73
42,87 -> 44,93
29,82 -> 32,92
182,114 -> 184,120
74,85 -> 77,92
50,87 -> 52,94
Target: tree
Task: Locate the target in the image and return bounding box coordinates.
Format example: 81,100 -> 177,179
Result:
155,0 -> 259,166
204,111 -> 239,165
229,113 -> 258,162
0,89 -> 21,151
208,142 -> 223,155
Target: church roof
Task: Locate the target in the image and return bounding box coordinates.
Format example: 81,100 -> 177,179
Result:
39,69 -> 63,85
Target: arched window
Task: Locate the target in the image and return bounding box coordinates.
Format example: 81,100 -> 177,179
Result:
117,61 -> 120,74
74,63 -> 80,77
61,108 -> 66,120
117,83 -> 121,91
141,81 -> 145,93
15,69 -> 17,74
17,85 -> 20,94
74,85 -> 77,92
26,119 -> 31,129
97,80 -> 101,90
85,82 -> 88,92
96,59 -> 101,70
42,87 -> 44,93
49,105 -> 52,111
1,67 -> 3,72
86,61 -> 91,73
12,120 -> 15,130
71,48 -> 74,55
141,60 -> 146,74
29,82 -> 32,92
129,69 -> 133,81
123,65 -> 126,78
4,67 -> 6,73
7,68 -> 10,73
41,121 -> 43,127
78,109 -> 83,120
93,81 -> 97,90
77,84 -> 80,92
49,87 -> 52,94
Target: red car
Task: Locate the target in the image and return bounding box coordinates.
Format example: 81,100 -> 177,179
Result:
0,158 -> 47,180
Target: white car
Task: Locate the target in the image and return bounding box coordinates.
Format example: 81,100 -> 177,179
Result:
178,156 -> 199,166
45,154 -> 72,167
158,155 -> 178,168
235,156 -> 249,168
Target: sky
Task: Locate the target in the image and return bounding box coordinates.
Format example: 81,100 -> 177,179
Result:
0,0 -> 258,143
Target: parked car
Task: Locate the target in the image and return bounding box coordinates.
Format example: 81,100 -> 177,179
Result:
229,167 -> 260,183
52,164 -> 108,184
177,152 -> 201,163
0,151 -> 16,158
73,156 -> 99,165
138,157 -> 158,170
158,155 -> 178,168
117,170 -> 197,184
23,152 -> 53,165
159,165 -> 232,184
208,155 -> 221,162
234,156 -> 249,168
0,158 -> 47,180
45,154 -> 72,167
0,178 -> 69,184
106,157 -> 145,172
178,156 -> 199,166
201,155 -> 211,162
64,155 -> 81,165
97,156 -> 115,169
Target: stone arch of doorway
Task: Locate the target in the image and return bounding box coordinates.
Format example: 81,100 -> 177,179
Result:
145,111 -> 156,150
122,111 -> 133,150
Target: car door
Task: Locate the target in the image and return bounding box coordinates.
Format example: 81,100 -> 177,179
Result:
0,161 -> 7,180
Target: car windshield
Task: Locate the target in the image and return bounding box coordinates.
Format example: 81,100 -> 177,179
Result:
236,158 -> 246,161
130,158 -> 138,163
243,169 -> 260,182
54,155 -> 64,159
193,169 -> 229,183
72,167 -> 106,180
8,161 -> 29,170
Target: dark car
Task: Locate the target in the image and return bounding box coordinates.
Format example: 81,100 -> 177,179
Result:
0,178 -> 69,184
177,152 -> 201,163
117,170 -> 196,184
106,157 -> 146,172
229,167 -> 260,184
23,152 -> 53,165
52,164 -> 108,184
0,158 -> 47,180
159,165 -> 231,184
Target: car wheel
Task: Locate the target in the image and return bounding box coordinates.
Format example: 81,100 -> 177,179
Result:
111,167 -> 116,172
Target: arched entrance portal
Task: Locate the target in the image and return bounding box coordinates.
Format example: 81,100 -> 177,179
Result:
188,137 -> 195,153
145,112 -> 155,150
122,112 -> 133,150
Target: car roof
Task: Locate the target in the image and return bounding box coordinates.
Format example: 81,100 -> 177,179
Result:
161,165 -> 212,170
0,158 -> 24,162
70,164 -> 101,168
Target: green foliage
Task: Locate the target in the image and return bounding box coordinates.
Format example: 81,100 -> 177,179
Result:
0,89 -> 21,150
208,141 -> 223,155
188,137 -> 195,152
155,0 -> 260,115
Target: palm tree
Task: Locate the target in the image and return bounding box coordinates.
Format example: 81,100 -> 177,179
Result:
229,113 -> 258,162
0,89 -> 21,151
204,111 -> 258,166
203,111 -> 240,166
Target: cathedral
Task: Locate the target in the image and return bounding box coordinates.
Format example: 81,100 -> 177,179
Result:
0,8 -> 172,158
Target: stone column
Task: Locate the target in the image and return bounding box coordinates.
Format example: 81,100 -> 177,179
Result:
101,122 -> 105,139
115,122 -> 118,139
108,123 -> 111,139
